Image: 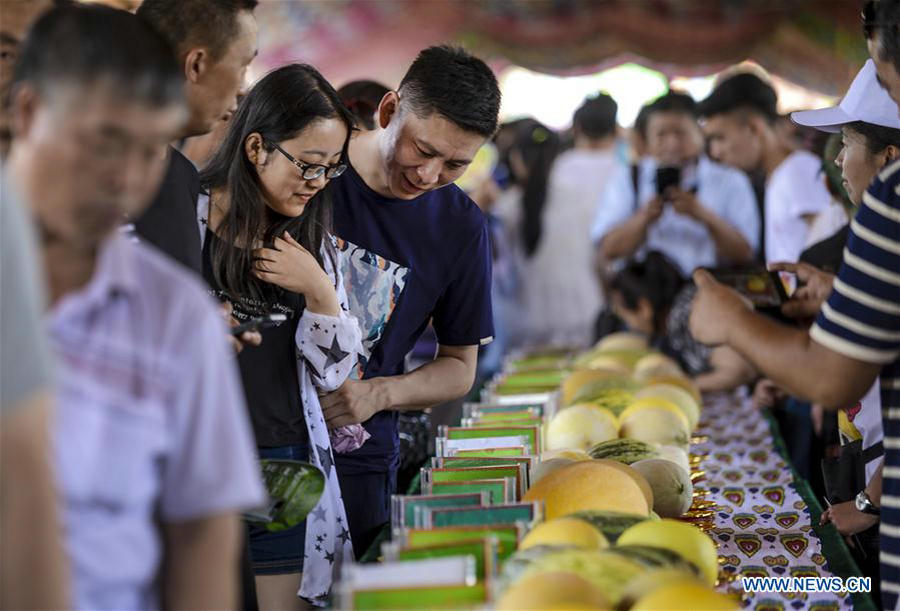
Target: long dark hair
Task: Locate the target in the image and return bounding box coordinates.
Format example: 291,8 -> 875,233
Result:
510,120 -> 560,257
609,252 -> 685,337
201,64 -> 355,306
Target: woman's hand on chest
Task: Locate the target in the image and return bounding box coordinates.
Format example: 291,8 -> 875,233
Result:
252,232 -> 340,315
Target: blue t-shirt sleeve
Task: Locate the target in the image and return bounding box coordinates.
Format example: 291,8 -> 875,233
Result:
431,219 -> 495,346
810,162 -> 900,364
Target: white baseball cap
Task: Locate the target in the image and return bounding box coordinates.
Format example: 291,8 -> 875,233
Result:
792,59 -> 900,133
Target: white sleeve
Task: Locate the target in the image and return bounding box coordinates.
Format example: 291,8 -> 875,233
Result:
295,241 -> 362,392
722,169 -> 761,254
591,165 -> 637,244
788,154 -> 831,218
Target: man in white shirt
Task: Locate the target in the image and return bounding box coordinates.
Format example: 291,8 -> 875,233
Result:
698,72 -> 832,264
591,91 -> 759,276
5,6 -> 265,609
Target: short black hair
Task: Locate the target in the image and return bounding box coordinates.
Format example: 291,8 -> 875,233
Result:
573,92 -> 618,139
398,45 -> 500,137
137,0 -> 257,62
337,79 -> 390,130
13,4 -> 182,108
697,72 -> 778,123
846,120 -> 900,154
610,251 -> 685,337
869,0 -> 900,75
633,102 -> 652,140
645,91 -> 697,122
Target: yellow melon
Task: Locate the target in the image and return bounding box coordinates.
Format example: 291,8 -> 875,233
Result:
630,583 -> 738,610
531,457 -> 577,485
633,353 -> 684,381
584,356 -> 632,375
645,374 -> 701,404
635,384 -> 701,430
618,398 -> 691,447
620,569 -> 706,608
562,369 -> 628,405
595,332 -> 649,352
594,459 -> 654,509
540,449 -> 592,462
522,460 -> 651,520
617,519 -> 720,586
520,517 -> 609,550
496,571 -> 611,610
547,404 -> 618,451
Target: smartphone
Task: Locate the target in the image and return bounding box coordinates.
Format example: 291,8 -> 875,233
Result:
708,267 -> 789,308
655,166 -> 681,195
230,312 -> 287,336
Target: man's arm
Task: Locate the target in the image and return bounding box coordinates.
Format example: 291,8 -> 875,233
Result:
693,345 -> 757,393
0,394 -> 69,610
162,513 -> 241,611
322,344 -> 477,428
598,198 -> 662,260
689,270 -> 880,408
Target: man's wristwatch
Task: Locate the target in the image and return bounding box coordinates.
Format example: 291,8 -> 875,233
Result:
855,490 -> 881,516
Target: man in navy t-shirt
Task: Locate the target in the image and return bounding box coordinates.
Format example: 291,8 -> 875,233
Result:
322,45 -> 501,555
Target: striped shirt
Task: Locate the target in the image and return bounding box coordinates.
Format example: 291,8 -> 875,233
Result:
811,159 -> 900,608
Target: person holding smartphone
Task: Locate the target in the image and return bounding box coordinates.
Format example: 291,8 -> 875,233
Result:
592,91 -> 759,276
197,64 -> 362,610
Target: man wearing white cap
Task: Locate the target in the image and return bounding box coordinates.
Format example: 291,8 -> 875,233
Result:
688,58 -> 900,609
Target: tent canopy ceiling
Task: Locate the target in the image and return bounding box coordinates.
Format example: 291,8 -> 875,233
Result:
256,0 -> 867,95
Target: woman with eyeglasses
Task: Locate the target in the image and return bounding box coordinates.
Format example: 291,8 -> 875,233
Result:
197,63 -> 361,610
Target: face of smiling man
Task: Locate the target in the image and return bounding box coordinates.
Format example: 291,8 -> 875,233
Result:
375,92 -> 486,200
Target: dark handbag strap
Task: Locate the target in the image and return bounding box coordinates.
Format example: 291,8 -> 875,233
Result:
630,163 -> 640,213
861,441 -> 884,465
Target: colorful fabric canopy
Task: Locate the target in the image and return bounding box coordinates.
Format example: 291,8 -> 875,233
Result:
255,0 -> 867,95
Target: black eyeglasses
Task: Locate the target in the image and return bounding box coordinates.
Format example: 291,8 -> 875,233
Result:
268,141 -> 346,180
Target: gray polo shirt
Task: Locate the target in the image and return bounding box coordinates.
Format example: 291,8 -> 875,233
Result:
0,170 -> 52,410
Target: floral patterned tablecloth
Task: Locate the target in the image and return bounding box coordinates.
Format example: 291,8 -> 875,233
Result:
695,394 -> 856,611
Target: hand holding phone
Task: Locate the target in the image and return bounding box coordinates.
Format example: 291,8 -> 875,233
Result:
655,166 -> 681,195
769,262 -> 833,320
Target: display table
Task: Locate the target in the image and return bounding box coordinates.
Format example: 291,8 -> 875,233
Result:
698,394 -> 875,610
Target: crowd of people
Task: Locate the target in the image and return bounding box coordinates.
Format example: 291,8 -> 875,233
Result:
4,0 -> 900,609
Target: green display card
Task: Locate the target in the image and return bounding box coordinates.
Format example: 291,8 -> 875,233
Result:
444,425 -> 541,455
391,493 -> 487,530
403,525 -> 523,561
432,457 -> 534,490
461,402 -> 545,419
427,466 -> 526,499
498,370 -> 567,388
453,447 -> 527,458
433,456 -> 535,470
349,584 -> 486,610
463,417 -> 544,428
428,478 -> 513,505
384,538 -> 498,582
424,502 -> 540,529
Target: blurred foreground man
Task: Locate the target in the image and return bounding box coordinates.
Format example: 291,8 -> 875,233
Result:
134,0 -> 259,273
6,6 -> 264,609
